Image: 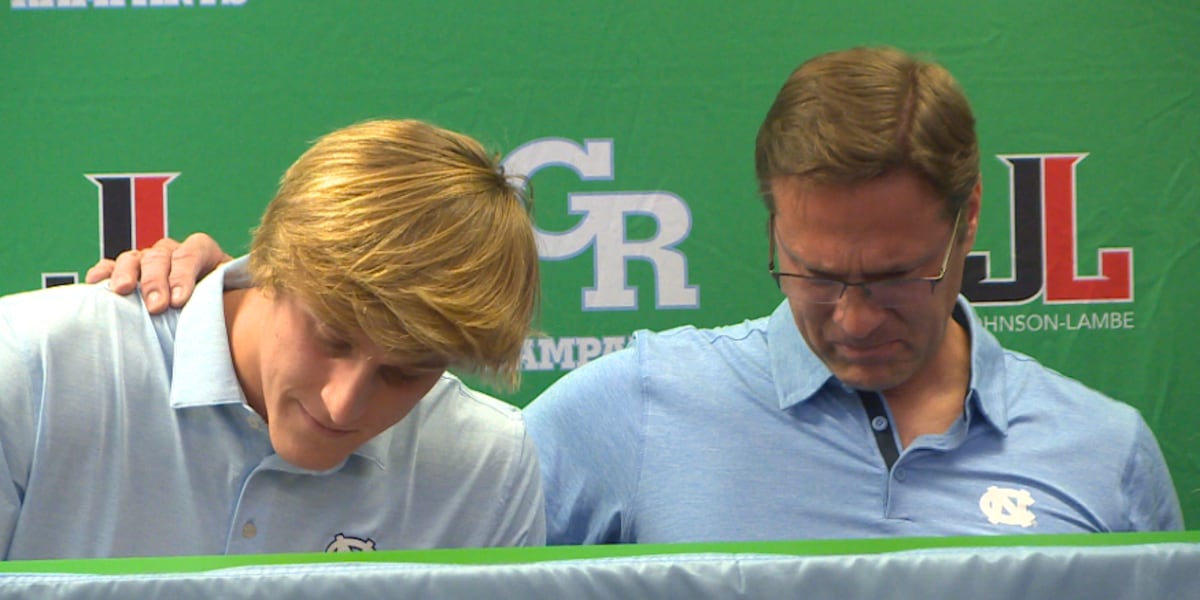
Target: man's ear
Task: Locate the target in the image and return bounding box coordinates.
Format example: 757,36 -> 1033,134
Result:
962,178 -> 982,249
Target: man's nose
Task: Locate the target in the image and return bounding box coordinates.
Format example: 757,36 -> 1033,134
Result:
321,360 -> 374,426
832,285 -> 887,338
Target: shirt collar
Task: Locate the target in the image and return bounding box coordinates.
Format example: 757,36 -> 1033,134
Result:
259,429 -> 392,473
960,298 -> 1010,435
168,255 -> 391,469
169,256 -> 251,410
351,430 -> 391,469
767,296 -> 1011,435
768,300 -> 833,410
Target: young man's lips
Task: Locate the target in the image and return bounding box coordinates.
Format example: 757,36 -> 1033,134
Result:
299,404 -> 356,436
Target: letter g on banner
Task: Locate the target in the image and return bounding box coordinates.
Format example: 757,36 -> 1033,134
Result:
502,138 -> 699,311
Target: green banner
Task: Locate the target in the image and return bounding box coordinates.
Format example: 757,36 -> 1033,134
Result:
3,1 -> 1197,527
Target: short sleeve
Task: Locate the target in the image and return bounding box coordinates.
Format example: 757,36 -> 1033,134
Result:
1122,414 -> 1184,531
524,345 -> 647,545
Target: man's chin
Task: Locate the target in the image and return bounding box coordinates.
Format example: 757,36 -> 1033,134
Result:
829,363 -> 907,393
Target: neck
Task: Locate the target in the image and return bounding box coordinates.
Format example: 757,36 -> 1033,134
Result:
224,288 -> 267,420
883,312 -> 971,447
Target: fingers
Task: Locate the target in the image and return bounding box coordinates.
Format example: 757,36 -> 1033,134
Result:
137,239 -> 183,314
109,250 -> 148,296
81,234 -> 230,315
84,258 -> 118,285
165,233 -> 232,309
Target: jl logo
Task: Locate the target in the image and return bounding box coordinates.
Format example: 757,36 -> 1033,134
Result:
978,486 -> 1037,528
964,154 -> 1132,305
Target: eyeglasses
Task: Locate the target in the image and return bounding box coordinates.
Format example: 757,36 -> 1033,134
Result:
768,208 -> 962,308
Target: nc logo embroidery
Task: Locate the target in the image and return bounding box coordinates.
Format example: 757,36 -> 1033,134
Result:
324,533 -> 377,552
978,486 -> 1037,527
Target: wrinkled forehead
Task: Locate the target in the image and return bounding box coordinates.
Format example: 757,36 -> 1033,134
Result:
772,171 -> 945,222
769,174 -> 952,274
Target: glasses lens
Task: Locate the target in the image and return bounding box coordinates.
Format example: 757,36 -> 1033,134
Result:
868,279 -> 933,307
780,276 -> 843,304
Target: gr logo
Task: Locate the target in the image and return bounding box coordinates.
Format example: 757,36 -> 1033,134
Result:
42,172 -> 176,288
964,154 -> 1132,305
503,138 -> 698,311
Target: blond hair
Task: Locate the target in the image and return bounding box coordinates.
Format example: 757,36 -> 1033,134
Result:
755,46 -> 979,220
249,119 -> 538,388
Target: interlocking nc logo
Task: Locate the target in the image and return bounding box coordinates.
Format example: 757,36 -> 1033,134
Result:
963,154 -> 1133,305
324,533 -> 376,552
978,486 -> 1037,527
502,138 -> 698,311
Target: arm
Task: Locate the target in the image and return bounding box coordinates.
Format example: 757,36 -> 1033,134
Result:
0,301 -> 39,559
523,347 -> 646,545
492,428 -> 547,547
84,234 -> 231,314
1123,416 -> 1185,531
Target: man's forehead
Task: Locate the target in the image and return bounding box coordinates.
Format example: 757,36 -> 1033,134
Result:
771,173 -> 947,221
770,177 -> 954,275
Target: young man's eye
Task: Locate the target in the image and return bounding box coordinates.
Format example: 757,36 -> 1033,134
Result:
318,336 -> 353,356
379,367 -> 419,385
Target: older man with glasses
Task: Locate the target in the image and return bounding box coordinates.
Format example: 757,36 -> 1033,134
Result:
523,46 -> 1182,544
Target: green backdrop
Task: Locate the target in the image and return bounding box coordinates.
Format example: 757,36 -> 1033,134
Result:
3,1 -> 1197,527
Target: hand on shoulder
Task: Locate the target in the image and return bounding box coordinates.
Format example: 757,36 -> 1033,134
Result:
83,234 -> 232,314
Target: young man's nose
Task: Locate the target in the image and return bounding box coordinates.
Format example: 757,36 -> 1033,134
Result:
321,360 -> 375,426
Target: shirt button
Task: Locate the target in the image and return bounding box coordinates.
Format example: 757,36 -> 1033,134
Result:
870,416 -> 889,431
242,521 -> 257,539
893,469 -> 907,481
247,416 -> 262,430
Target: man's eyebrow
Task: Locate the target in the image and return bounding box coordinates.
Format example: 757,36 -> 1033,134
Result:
777,237 -> 929,280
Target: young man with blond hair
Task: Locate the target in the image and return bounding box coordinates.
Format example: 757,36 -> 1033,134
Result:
0,119 -> 544,559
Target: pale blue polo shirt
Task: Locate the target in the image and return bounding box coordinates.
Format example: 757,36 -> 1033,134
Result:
525,299 -> 1183,544
0,257 -> 544,559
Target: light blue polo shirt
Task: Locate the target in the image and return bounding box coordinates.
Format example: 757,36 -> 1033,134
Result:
525,299 -> 1183,544
0,258 -> 544,559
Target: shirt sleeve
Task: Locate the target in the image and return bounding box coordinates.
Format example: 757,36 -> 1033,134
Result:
1123,414 -> 1184,531
523,344 -> 646,545
491,426 -> 547,547
0,300 -> 39,559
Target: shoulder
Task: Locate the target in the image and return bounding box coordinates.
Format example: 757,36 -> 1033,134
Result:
0,283 -> 173,352
558,316 -> 771,384
634,316 -> 771,355
967,309 -> 1141,427
1,283 -> 121,325
525,316 -> 772,434
414,373 -> 527,444
991,346 -> 1148,448
0,285 -> 177,466
1002,348 -> 1133,412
